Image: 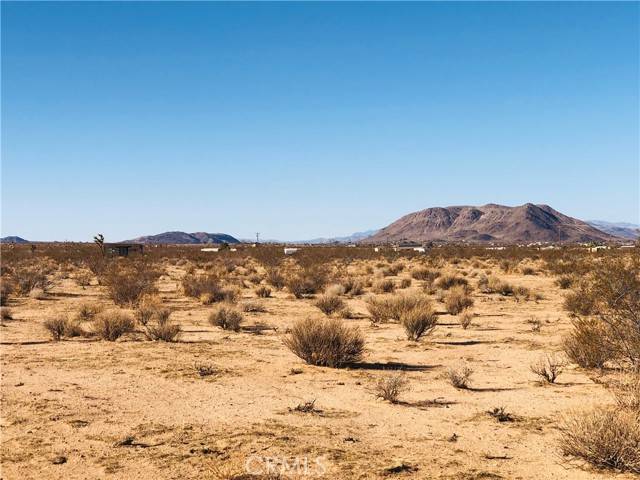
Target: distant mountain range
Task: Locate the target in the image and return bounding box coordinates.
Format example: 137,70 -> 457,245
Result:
586,220 -> 639,240
126,231 -> 240,244
3,207 -> 637,245
365,203 -> 618,244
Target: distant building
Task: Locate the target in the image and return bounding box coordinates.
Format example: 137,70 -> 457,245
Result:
105,243 -> 144,257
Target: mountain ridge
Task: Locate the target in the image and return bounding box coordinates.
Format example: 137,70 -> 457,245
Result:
365,203 -> 618,244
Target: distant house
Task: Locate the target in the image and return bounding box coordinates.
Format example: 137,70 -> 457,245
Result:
105,243 -> 144,257
284,248 -> 299,255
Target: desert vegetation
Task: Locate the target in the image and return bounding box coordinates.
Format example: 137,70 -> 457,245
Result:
1,242 -> 638,478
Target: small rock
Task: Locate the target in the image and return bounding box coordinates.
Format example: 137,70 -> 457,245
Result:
52,456 -> 67,465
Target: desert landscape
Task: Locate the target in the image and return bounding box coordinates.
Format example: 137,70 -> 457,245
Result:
1,242 -> 638,479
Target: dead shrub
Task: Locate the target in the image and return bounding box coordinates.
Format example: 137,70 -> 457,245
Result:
399,278 -> 412,289
447,365 -> 473,389
376,372 -> 410,403
560,407 -> 640,473
255,285 -> 272,298
444,286 -> 474,315
208,304 -> 243,331
182,274 -> 237,304
530,353 -> 565,383
134,296 -> 164,326
93,311 -> 135,341
314,293 -> 346,316
283,317 -> 365,368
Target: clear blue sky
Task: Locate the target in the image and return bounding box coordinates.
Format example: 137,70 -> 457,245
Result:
2,2 -> 638,241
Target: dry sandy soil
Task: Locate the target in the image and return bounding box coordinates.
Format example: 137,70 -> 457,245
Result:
0,257 -> 633,479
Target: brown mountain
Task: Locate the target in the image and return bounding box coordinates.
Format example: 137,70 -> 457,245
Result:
366,203 -> 617,244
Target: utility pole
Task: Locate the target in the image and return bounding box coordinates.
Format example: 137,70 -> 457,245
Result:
255,232 -> 260,244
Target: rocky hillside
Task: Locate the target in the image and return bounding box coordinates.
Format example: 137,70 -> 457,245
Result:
366,204 -> 618,244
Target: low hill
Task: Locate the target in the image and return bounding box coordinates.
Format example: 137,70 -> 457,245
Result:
366,204 -> 618,244
127,231 -> 240,244
0,236 -> 29,244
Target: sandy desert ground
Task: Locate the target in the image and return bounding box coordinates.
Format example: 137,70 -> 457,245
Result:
0,247 -> 637,479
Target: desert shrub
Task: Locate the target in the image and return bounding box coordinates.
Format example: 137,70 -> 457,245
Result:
93,311 -> 135,341
459,310 -> 473,329
373,279 -> 395,294
521,266 -> 536,275
208,304 -> 243,331
366,293 -> 432,324
445,286 -> 474,314
514,285 -> 531,301
62,319 -> 86,338
613,375 -> 640,411
283,317 -> 365,368
399,278 -> 412,289
314,294 -> 346,316
484,276 -> 514,296
44,317 -> 67,341
562,290 -> 596,316
13,265 -> 51,295
411,267 -> 440,283
143,310 -> 180,342
401,304 -> 437,341
435,274 -> 468,291
241,300 -> 267,313
341,277 -> 364,296
556,275 -> 573,289
255,285 -> 272,298
134,296 -> 163,326
376,372 -> 409,403
530,353 -> 565,383
286,267 -> 328,298
101,263 -> 160,306
324,283 -> 346,296
76,302 -> 104,322
1,307 -> 13,321
447,365 -> 473,389
74,271 -> 93,289
487,406 -> 514,422
560,407 -> 640,473
182,274 -> 236,304
563,256 -> 640,369
29,288 -> 47,300
562,317 -> 612,368
265,268 -> 286,289
0,280 -> 12,306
